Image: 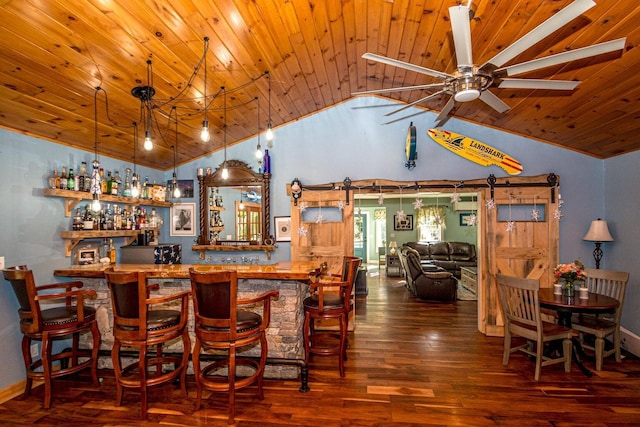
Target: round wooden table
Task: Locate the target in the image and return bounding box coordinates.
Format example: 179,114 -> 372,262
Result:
538,288 -> 619,376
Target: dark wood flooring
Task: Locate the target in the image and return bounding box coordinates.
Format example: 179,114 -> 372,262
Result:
2,267 -> 640,426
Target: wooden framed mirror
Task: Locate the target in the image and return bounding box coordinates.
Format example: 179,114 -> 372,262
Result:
195,160 -> 272,249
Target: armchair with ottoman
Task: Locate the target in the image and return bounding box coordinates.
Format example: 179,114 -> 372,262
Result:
399,247 -> 457,301
404,241 -> 476,279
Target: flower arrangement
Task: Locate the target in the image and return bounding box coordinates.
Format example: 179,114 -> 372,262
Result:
554,259 -> 586,284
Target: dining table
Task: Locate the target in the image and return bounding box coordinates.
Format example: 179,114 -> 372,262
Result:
539,288 -> 619,376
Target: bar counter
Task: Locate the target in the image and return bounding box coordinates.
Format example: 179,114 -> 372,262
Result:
53,260 -> 320,281
54,261 -> 321,389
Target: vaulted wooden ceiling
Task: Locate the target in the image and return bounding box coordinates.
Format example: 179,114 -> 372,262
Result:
0,0 -> 638,170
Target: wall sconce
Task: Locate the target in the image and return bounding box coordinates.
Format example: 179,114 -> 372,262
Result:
583,218 -> 614,269
291,178 -> 302,205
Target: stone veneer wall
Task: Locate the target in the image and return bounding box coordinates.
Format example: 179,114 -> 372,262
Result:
80,277 -> 307,379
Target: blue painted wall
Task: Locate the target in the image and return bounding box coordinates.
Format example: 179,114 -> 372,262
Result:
1,95 -> 633,392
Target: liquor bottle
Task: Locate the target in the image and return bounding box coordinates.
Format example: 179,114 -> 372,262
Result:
100,168 -> 108,194
105,204 -> 114,230
101,237 -> 109,259
114,205 -> 122,230
67,168 -> 75,191
123,168 -> 132,197
60,166 -> 68,190
78,161 -> 87,192
142,176 -> 149,199
108,239 -> 116,264
48,169 -> 59,189
82,204 -> 94,230
263,149 -> 271,173
72,208 -> 83,230
114,170 -> 122,196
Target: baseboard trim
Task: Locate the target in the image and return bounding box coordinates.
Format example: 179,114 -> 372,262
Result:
0,381 -> 26,404
620,327 -> 640,358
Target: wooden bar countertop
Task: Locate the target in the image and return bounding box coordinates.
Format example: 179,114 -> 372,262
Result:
54,261 -> 320,281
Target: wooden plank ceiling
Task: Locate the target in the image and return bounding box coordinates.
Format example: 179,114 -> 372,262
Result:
0,0 -> 637,170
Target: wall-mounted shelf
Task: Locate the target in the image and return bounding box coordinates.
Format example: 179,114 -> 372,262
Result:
60,230 -> 146,256
192,244 -> 275,260
44,188 -> 172,217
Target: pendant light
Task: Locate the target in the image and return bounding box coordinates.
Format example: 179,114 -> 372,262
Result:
172,107 -> 181,198
265,70 -> 273,147
131,122 -> 140,198
90,87 -> 102,211
255,96 -> 263,162
221,86 -> 229,180
200,37 -> 211,142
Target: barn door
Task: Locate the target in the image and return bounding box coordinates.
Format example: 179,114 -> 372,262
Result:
481,184 -> 560,336
289,189 -> 354,275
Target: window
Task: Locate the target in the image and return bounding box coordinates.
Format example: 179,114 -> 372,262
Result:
416,206 -> 447,242
236,202 -> 261,241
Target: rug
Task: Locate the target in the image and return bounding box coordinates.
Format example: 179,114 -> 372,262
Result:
457,280 -> 477,301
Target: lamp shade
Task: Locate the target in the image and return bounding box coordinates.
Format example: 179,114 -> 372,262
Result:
389,241 -> 398,248
583,219 -> 614,242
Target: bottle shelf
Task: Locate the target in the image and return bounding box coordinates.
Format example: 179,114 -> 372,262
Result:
60,230 -> 146,256
44,188 -> 172,217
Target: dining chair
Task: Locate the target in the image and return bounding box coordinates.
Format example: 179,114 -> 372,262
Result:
571,268 -> 630,371
189,269 -> 279,424
2,266 -> 101,409
303,256 -> 362,377
496,274 -> 574,381
104,270 -> 191,419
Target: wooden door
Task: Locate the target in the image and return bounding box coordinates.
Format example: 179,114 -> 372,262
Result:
289,190 -> 354,275
481,183 -> 560,336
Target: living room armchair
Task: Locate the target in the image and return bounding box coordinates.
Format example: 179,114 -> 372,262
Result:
404,249 -> 457,301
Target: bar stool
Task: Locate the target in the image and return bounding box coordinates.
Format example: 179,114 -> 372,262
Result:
303,257 -> 362,377
104,270 -> 191,419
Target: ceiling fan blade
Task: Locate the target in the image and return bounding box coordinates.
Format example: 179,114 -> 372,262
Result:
362,53 -> 454,80
435,96 -> 456,124
385,91 -> 447,116
481,0 -> 596,69
499,78 -> 580,90
352,83 -> 445,96
479,91 -> 510,113
449,5 -> 474,68
499,38 -> 626,76
382,110 -> 431,125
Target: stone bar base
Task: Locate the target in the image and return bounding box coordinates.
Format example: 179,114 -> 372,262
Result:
79,277 -> 307,380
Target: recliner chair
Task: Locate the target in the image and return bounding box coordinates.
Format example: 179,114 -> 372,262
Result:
404,249 -> 457,301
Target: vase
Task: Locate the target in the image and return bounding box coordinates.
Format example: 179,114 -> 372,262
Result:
561,279 -> 575,297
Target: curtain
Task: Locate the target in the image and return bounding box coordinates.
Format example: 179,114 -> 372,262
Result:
416,205 -> 447,229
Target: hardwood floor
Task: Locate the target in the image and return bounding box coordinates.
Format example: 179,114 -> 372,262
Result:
2,266 -> 640,426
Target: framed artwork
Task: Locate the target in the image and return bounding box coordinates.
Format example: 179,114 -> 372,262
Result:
76,248 -> 99,265
170,203 -> 196,236
460,212 -> 473,226
166,179 -> 194,198
394,214 -> 413,231
274,216 -> 292,242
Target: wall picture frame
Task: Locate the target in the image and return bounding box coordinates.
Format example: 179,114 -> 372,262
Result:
274,216 -> 292,242
394,214 -> 413,231
170,203 -> 196,236
460,212 -> 473,226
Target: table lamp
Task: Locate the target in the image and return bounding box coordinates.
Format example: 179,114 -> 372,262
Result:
389,241 -> 398,255
583,218 -> 614,269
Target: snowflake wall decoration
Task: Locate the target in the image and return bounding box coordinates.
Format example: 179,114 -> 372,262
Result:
506,221 -> 516,232
396,209 -> 406,221
467,213 -> 478,226
337,200 -> 346,211
485,198 -> 496,210
297,202 -> 308,212
450,192 -> 461,203
315,213 -> 325,224
298,226 -> 308,236
377,193 -> 384,205
412,198 -> 423,210
531,208 -> 540,221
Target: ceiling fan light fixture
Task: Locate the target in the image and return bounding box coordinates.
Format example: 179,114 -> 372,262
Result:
454,88 -> 480,102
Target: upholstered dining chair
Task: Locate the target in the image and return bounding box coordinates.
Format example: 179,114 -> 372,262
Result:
188,269 -> 279,424
104,270 -> 191,419
303,256 -> 362,378
571,268 -> 630,371
496,274 -> 574,381
2,266 -> 101,409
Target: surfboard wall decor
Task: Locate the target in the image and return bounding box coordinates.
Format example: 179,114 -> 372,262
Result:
427,129 -> 523,175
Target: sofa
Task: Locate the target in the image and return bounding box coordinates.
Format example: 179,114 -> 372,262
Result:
399,247 -> 457,301
404,241 -> 476,279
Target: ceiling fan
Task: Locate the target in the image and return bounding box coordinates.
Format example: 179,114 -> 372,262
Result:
353,0 -> 626,126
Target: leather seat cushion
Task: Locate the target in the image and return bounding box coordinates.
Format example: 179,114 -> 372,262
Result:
41,306 -> 96,327
199,310 -> 262,333
303,294 -> 343,310
147,309 -> 182,331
